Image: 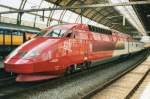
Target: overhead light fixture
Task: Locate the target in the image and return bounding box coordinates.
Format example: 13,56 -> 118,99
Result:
109,0 -> 146,36
147,15 -> 150,17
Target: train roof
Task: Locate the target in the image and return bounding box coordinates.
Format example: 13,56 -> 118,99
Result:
47,23 -> 130,36
0,23 -> 40,33
111,29 -> 130,37
47,23 -> 110,31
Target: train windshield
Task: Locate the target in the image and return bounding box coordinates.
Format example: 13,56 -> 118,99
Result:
44,29 -> 67,37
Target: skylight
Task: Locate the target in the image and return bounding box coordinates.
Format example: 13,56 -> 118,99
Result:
109,0 -> 146,35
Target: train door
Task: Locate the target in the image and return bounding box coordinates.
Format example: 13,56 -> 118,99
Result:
86,31 -> 94,61
63,30 -> 78,64
75,30 -> 89,61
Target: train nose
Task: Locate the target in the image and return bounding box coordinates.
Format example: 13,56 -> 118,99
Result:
4,58 -> 34,73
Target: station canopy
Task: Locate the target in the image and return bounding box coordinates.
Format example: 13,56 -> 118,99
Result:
0,0 -> 150,39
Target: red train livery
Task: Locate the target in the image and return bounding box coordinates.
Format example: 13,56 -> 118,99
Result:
4,24 -> 144,82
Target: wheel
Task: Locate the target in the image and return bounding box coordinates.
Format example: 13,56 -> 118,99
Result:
65,65 -> 77,75
85,61 -> 91,69
65,62 -> 91,75
65,66 -> 73,75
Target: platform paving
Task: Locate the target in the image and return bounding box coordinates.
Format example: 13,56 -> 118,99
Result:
131,57 -> 150,99
92,56 -> 150,99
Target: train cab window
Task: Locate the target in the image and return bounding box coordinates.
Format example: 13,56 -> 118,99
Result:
44,29 -> 67,37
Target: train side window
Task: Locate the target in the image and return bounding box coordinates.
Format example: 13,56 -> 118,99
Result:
17,31 -> 19,35
18,31 -> 23,36
12,31 -> 17,35
66,33 -> 72,38
0,30 -> 3,34
92,26 -> 94,31
5,30 -> 9,35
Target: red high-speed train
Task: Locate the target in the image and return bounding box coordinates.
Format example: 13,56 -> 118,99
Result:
4,23 -> 144,82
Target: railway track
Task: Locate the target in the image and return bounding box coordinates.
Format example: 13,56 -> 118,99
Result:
0,68 -> 16,89
125,67 -> 150,99
82,50 -> 149,99
0,56 -> 126,99
0,68 -> 16,84
0,78 -> 48,98
0,49 -> 148,99
0,68 -> 14,78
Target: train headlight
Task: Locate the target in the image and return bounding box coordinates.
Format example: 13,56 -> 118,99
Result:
23,51 -> 40,59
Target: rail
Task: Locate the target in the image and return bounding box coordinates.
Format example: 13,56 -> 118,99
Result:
81,49 -> 149,99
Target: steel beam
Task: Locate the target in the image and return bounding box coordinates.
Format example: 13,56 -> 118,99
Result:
0,1 -> 150,14
0,4 -> 66,23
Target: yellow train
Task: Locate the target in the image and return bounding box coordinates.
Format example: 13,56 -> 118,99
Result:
0,23 -> 40,58
0,31 -> 37,45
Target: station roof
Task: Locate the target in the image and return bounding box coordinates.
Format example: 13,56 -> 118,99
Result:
47,0 -> 150,37
47,0 -> 130,31
0,0 -> 149,39
132,0 -> 150,33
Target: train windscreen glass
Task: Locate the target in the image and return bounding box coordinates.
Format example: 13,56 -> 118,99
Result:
44,29 -> 67,37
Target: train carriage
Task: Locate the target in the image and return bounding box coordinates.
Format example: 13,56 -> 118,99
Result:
4,23 -> 144,82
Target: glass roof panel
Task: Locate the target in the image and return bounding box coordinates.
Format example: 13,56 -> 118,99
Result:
24,0 -> 42,9
0,0 -> 21,9
62,10 -> 72,22
49,20 -> 59,26
66,11 -> 79,23
35,17 -> 47,28
110,0 -> 146,35
0,7 -> 9,12
52,10 -> 64,20
21,13 -> 35,22
0,0 -> 110,30
2,13 -> 17,19
37,1 -> 52,17
1,13 -> 17,24
40,1 -> 53,8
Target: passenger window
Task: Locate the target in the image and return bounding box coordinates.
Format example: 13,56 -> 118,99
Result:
5,30 -> 10,35
0,30 -> 3,34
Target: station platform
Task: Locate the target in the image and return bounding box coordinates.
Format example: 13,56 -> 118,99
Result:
132,57 -> 150,99
92,55 -> 150,99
